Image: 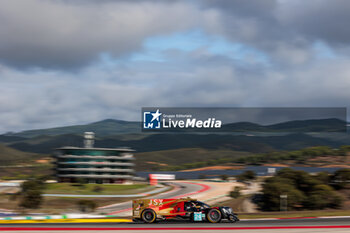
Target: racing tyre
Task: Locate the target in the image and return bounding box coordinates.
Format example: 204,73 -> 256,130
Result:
141,209 -> 157,223
189,213 -> 195,223
206,208 -> 222,223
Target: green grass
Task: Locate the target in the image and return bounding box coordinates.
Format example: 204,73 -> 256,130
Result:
44,183 -> 154,195
135,148 -> 252,171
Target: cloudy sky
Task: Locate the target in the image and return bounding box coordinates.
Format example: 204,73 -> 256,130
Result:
0,0 -> 350,133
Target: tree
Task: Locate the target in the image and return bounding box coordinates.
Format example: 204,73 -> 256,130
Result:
19,189 -> 43,209
20,179 -> 45,193
230,186 -> 242,198
331,169 -> 350,189
237,170 -> 256,182
259,168 -> 344,211
339,145 -> 350,156
259,181 -> 305,211
314,172 -> 331,185
18,178 -> 45,210
304,185 -> 342,209
277,168 -> 321,193
221,174 -> 228,181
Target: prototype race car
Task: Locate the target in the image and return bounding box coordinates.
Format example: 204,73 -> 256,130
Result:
132,197 -> 239,223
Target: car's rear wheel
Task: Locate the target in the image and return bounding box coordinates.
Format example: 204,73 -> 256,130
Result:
206,209 -> 221,223
189,213 -> 195,222
141,209 -> 157,223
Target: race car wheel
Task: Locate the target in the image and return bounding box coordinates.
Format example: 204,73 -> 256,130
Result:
141,209 -> 157,223
189,213 -> 194,222
206,208 -> 221,223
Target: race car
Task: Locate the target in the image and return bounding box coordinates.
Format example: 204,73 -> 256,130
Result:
132,197 -> 239,223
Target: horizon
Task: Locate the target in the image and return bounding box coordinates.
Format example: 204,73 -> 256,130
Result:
3,117 -> 348,135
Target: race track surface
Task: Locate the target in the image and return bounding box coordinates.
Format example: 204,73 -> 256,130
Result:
1,217 -> 350,233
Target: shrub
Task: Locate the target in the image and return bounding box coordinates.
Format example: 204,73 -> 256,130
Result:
20,179 -> 45,193
77,200 -> 97,213
93,186 -> 104,193
259,181 -> 305,211
237,170 -> 256,182
19,189 -> 43,209
18,178 -> 45,209
277,168 -> 321,193
221,174 -> 228,181
259,168 -> 344,211
304,184 -> 342,209
331,169 -> 350,189
230,186 -> 242,198
314,172 -> 331,185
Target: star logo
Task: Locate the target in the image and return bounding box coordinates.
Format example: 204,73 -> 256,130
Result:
151,109 -> 162,122
143,109 -> 162,129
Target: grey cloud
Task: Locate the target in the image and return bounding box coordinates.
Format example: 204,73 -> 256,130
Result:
198,0 -> 350,65
1,0 -> 350,69
201,0 -> 350,46
201,0 -> 277,18
0,0 -> 215,69
277,0 -> 350,45
0,47 -> 350,133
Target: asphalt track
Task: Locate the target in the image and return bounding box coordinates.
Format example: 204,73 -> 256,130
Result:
1,217 -> 350,232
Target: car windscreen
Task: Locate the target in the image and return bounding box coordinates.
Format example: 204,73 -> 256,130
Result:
196,201 -> 210,208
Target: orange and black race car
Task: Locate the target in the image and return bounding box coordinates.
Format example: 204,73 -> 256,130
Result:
132,197 -> 239,223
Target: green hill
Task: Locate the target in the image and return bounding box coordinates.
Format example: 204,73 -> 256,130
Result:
0,118 -> 348,170
5,132 -> 347,155
3,118 -> 346,139
0,143 -> 43,165
266,118 -> 346,132
221,118 -> 346,132
5,119 -> 140,138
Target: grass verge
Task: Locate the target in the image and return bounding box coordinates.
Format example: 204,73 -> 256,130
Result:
44,183 -> 154,195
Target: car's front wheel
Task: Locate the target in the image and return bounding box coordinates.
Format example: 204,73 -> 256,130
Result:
228,214 -> 239,223
141,209 -> 157,223
206,209 -> 221,223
